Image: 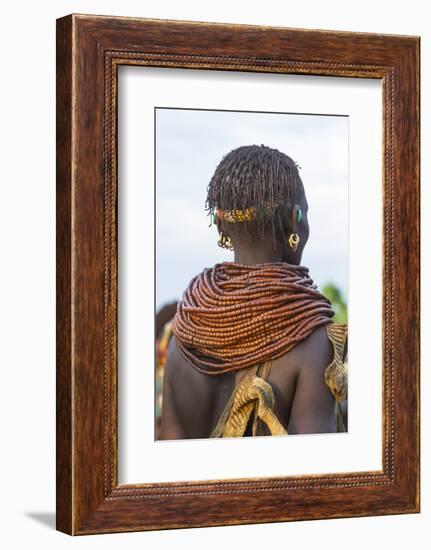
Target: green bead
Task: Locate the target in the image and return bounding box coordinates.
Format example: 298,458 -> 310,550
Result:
297,208 -> 302,223
213,212 -> 218,224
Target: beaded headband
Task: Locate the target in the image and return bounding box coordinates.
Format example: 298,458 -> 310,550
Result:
214,207 -> 256,224
213,200 -> 292,224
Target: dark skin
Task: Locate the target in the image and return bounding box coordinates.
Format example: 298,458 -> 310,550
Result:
160,187 -> 340,439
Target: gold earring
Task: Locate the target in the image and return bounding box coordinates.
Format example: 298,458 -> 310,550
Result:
288,233 -> 300,252
218,232 -> 234,251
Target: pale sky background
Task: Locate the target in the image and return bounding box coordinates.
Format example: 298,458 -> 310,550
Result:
155,108 -> 348,312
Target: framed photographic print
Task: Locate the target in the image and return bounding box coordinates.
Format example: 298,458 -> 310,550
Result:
56,14 -> 420,534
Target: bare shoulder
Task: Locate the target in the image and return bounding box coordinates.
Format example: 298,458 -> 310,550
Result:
165,334 -> 205,383
276,324 -> 333,374
298,324 -> 333,369
162,334 -> 231,439
280,325 -> 336,434
164,334 -> 221,399
165,333 -> 183,370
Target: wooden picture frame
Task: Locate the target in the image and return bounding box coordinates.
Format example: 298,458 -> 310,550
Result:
56,14 -> 420,535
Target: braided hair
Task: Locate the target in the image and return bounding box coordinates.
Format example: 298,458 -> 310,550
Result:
205,144 -> 304,247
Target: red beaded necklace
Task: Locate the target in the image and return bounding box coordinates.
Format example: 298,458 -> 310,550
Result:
172,261 -> 334,375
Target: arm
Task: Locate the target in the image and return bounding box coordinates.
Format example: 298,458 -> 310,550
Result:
287,329 -> 336,434
159,336 -> 187,440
